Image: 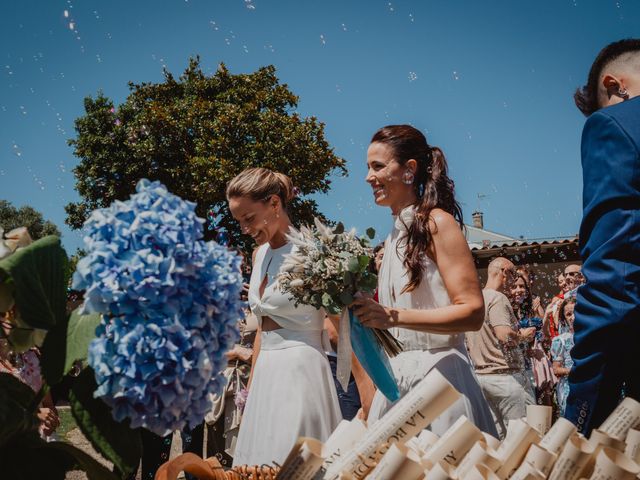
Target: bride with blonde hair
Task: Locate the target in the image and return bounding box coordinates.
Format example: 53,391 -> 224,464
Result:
226,167 -> 342,466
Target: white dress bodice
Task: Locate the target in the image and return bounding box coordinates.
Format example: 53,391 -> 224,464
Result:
378,206 -> 465,351
248,241 -> 324,332
236,240 -> 342,466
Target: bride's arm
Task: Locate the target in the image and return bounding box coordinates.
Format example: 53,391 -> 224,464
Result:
353,209 -> 484,333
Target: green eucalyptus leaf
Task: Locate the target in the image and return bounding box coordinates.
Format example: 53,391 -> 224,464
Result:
333,222 -> 345,234
311,293 -> 323,309
366,227 -> 376,240
339,291 -> 354,306
343,271 -> 354,286
360,274 -> 378,292
326,281 -> 339,295
358,255 -> 370,271
322,292 -> 333,307
347,256 -> 360,273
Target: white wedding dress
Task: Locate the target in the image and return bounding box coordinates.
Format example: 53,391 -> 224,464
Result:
232,241 -> 342,467
368,206 -> 497,436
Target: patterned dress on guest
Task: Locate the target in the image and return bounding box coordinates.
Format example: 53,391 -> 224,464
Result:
550,332 -> 574,415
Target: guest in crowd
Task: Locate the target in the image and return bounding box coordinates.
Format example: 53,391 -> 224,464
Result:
0,312 -> 59,439
556,273 -> 566,296
566,38 -> 640,434
544,264 -> 583,341
562,264 -> 585,294
371,242 -> 385,304
373,243 -> 385,274
551,297 -> 576,416
510,271 -> 555,406
515,265 -> 545,318
466,257 -> 535,439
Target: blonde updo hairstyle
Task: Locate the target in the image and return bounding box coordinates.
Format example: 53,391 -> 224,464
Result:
226,167 -> 295,211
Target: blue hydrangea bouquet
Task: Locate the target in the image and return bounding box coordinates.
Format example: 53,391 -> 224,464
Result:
73,179 -> 245,436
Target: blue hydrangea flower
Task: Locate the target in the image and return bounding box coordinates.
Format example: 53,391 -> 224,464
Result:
73,179 -> 244,436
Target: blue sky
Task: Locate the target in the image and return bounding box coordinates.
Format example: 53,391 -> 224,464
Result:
1,1 -> 638,252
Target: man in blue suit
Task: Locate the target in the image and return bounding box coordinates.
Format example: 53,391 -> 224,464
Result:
565,39 -> 640,434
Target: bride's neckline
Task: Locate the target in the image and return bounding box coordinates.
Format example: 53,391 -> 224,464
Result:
393,205 -> 416,230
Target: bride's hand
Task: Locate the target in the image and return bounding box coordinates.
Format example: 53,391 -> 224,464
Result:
351,297 -> 395,329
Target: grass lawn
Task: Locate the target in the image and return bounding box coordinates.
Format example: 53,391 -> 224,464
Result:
56,407 -> 78,441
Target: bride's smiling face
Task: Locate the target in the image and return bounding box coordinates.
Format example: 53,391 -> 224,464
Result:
228,194 -> 279,245
366,142 -> 414,213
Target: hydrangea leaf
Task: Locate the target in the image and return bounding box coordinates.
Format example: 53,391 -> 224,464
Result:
68,368 -> 142,478
0,373 -> 39,448
0,235 -> 67,330
40,310 -> 69,386
46,441 -> 120,480
64,309 -> 102,375
0,430 -> 73,480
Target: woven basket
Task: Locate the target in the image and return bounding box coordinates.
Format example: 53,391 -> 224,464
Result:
155,452 -> 280,480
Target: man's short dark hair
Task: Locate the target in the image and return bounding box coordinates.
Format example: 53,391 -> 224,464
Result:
575,38 -> 640,116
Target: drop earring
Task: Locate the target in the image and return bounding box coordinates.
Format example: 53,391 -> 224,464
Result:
619,87 -> 629,99
402,170 -> 415,185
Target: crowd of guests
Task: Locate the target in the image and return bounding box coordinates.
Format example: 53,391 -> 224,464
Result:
465,258 -> 584,438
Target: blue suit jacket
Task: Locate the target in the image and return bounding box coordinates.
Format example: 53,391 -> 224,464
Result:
565,97 -> 640,433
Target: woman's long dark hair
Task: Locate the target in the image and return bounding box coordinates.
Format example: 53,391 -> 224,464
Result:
513,273 -> 534,320
371,125 -> 463,292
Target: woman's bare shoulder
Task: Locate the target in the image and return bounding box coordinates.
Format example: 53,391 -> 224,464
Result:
424,208 -> 459,235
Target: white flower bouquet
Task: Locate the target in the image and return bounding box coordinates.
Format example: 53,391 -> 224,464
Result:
279,218 -> 401,401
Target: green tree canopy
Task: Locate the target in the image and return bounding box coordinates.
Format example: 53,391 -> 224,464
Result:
0,200 -> 61,239
66,58 -> 346,256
